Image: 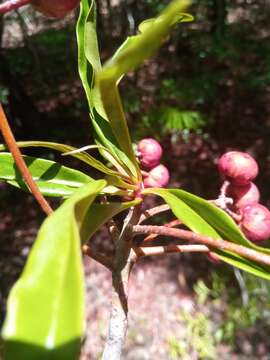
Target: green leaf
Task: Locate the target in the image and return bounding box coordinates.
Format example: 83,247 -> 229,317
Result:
91,114 -> 139,180
169,189 -> 270,255
0,141 -> 141,190
2,180 -> 107,359
76,0 -> 99,107
98,0 -> 190,82
138,12 -> 194,33
145,188 -> 220,238
97,80 -> 139,175
96,0 -> 190,178
81,199 -> 141,242
76,0 -> 139,179
104,174 -> 137,191
144,188 -> 270,280
0,141 -> 121,177
0,153 -> 93,197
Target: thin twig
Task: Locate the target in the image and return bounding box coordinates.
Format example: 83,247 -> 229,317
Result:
139,196 -> 241,227
138,204 -> 170,224
82,245 -> 113,270
142,218 -> 181,243
132,225 -> 270,267
0,0 -> 31,14
220,180 -> 229,198
134,244 -> 209,258
0,104 -> 53,215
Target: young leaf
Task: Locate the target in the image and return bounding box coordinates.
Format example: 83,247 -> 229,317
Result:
138,12 -> 194,34
76,0 -> 98,107
76,0 -> 139,179
97,80 -> 139,174
98,0 -> 190,82
96,0 -> 190,179
144,188 -> 270,280
91,114 -> 139,180
2,180 -> 106,359
0,153 -> 93,197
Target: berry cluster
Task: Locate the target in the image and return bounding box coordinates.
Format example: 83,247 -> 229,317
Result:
137,138 -> 170,188
218,151 -> 270,242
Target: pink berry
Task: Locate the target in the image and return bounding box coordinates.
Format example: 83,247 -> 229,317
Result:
33,0 -> 80,17
218,151 -> 258,185
143,164 -> 170,188
137,138 -> 163,169
240,203 -> 270,242
227,182 -> 260,209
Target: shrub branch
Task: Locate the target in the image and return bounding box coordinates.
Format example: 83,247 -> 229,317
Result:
132,224 -> 270,267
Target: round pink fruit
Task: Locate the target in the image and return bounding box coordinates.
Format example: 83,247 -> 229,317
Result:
137,138 -> 163,169
227,182 -> 260,209
240,203 -> 270,242
218,151 -> 258,185
33,0 -> 80,18
143,164 -> 170,188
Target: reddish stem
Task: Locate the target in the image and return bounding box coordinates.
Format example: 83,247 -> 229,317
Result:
0,0 -> 31,14
139,204 -> 170,224
132,225 -> 270,267
0,104 -> 53,215
143,218 -> 181,243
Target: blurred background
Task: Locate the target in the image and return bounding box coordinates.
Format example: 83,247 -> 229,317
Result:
1,0 -> 270,358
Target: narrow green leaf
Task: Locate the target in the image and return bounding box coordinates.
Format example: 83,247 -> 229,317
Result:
77,0 -> 96,106
138,12 -> 194,34
144,188 -> 270,280
0,141 -> 120,177
7,180 -> 79,197
215,252 -> 270,281
84,1 -> 101,75
91,114 -> 139,179
96,0 -> 190,179
97,80 -> 139,174
0,153 -> 93,197
2,180 -> 106,359
76,0 -> 139,179
169,189 -> 270,255
104,174 -> 137,191
98,0 -> 190,82
101,185 -> 132,196
0,152 -> 135,197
